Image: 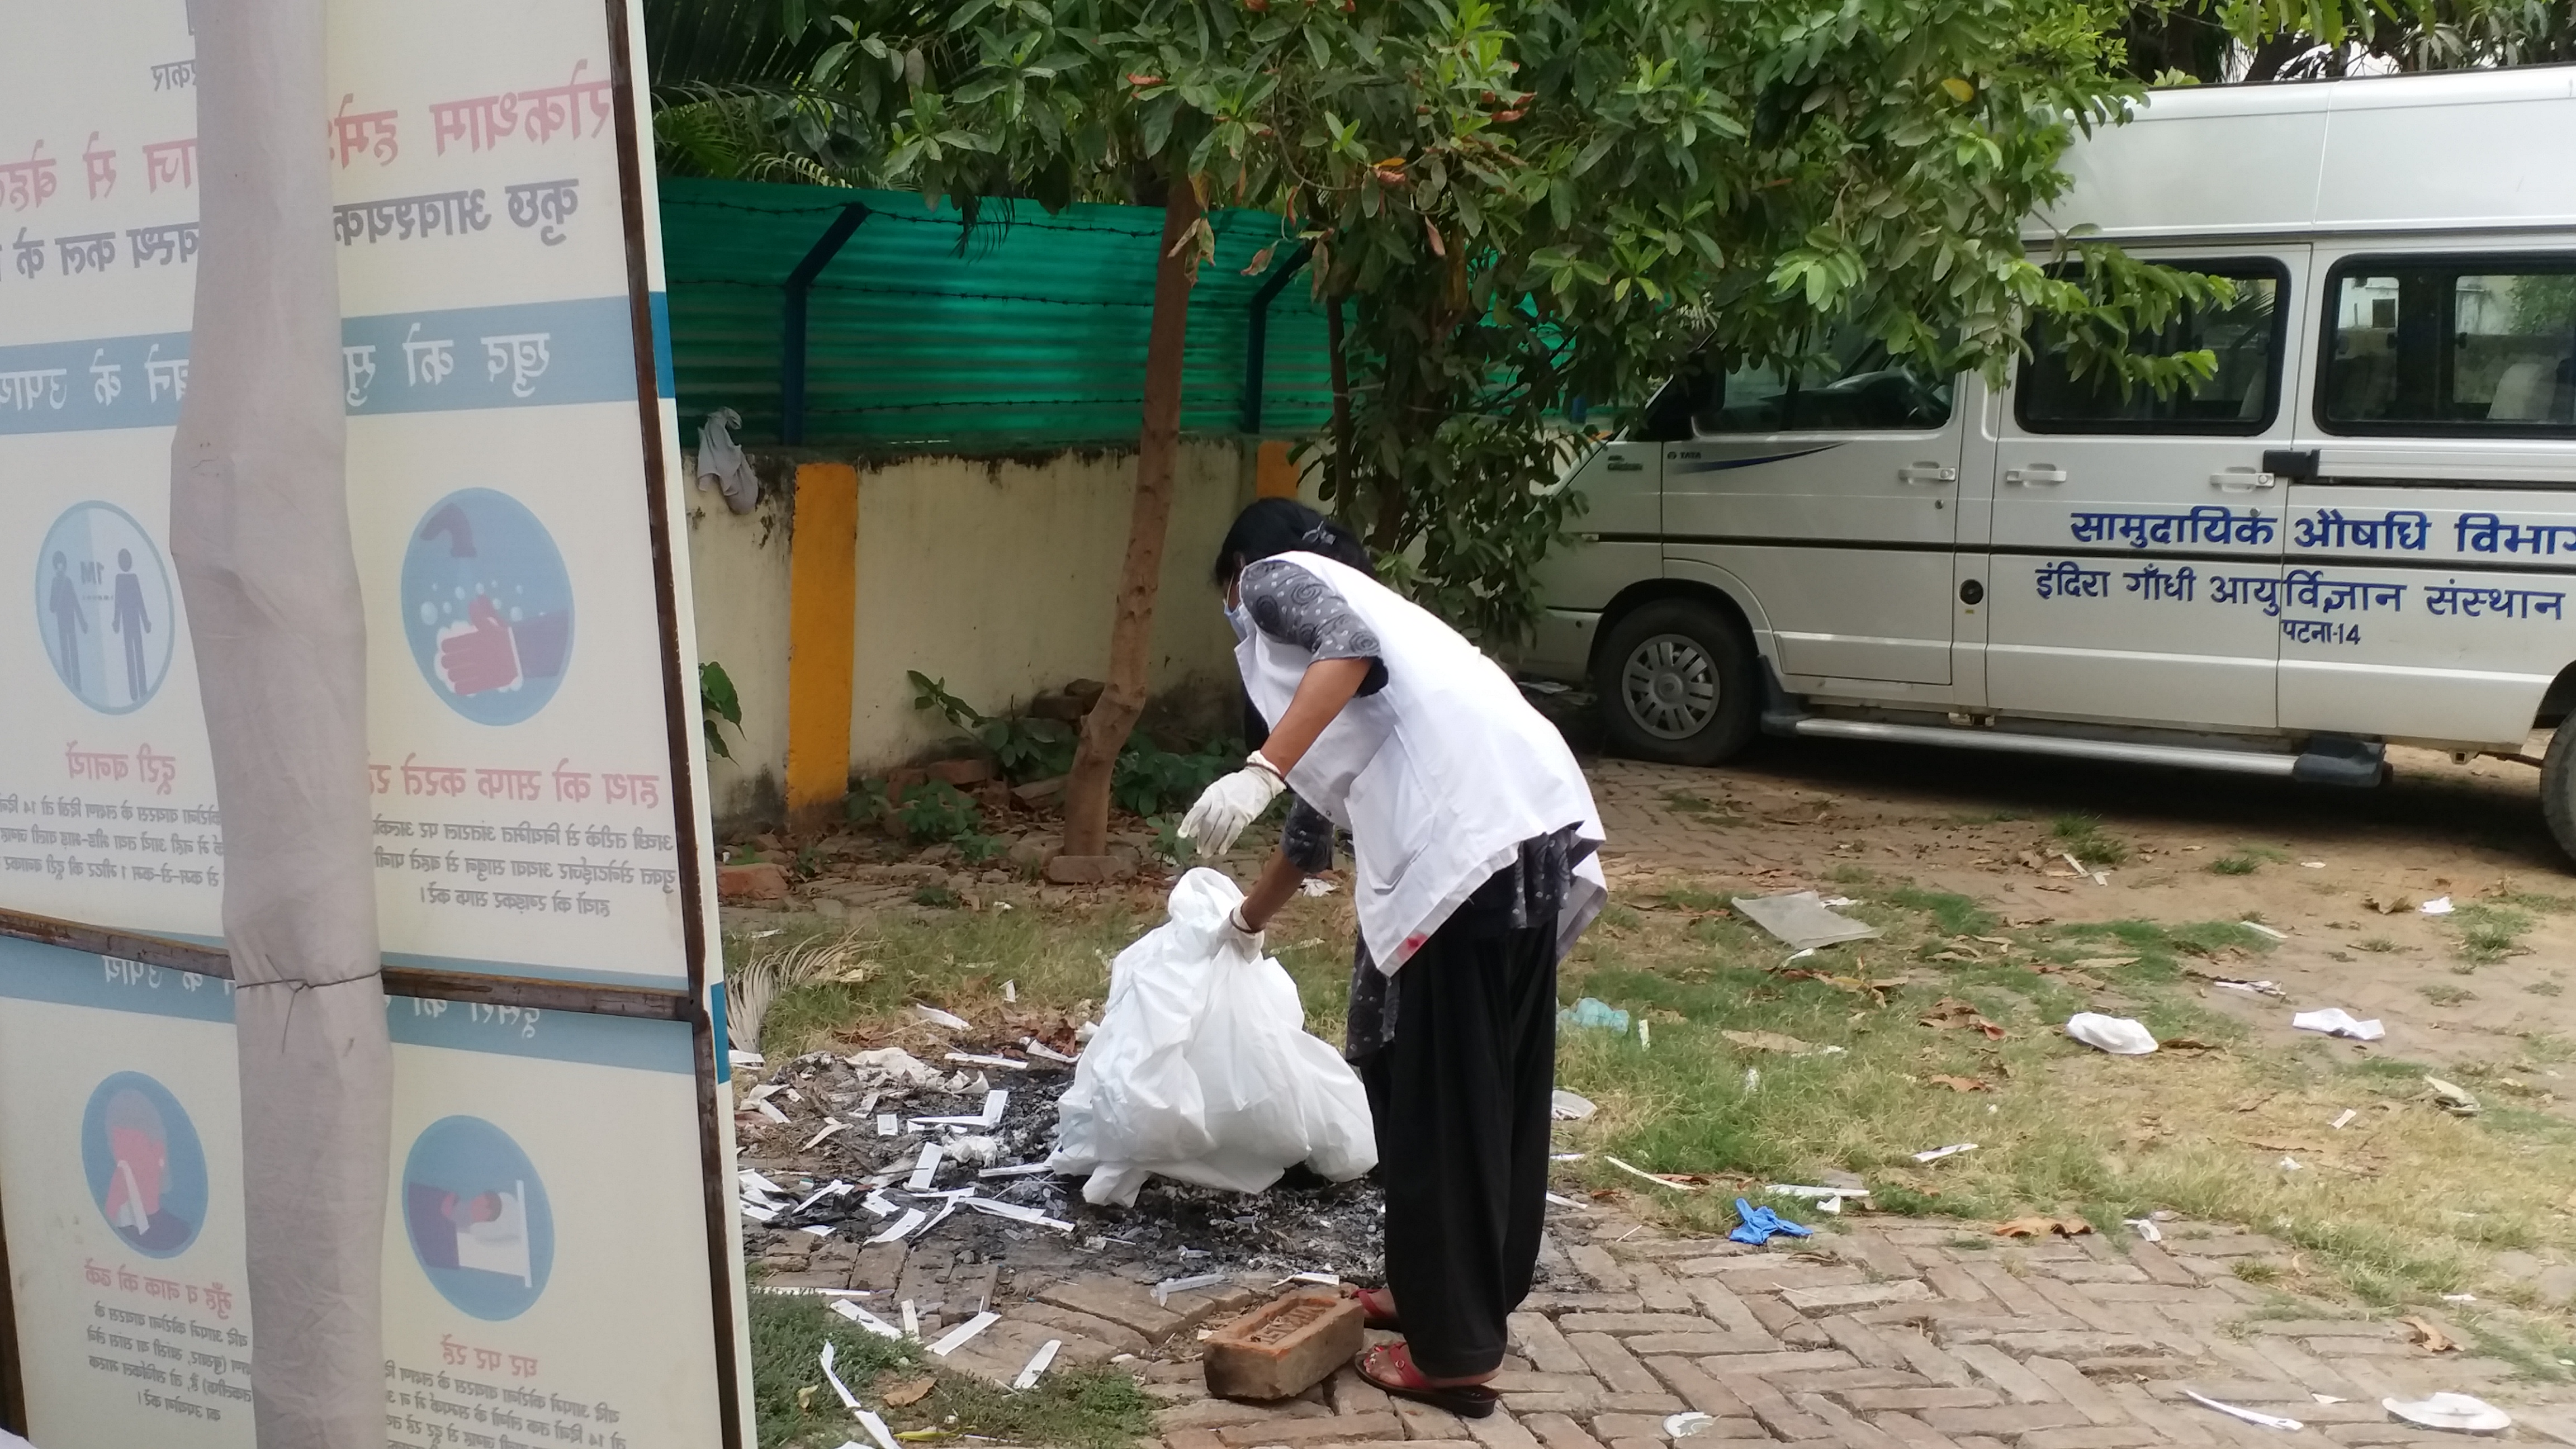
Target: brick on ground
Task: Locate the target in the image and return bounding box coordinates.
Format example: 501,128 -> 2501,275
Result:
1213,1410 -> 1401,1444
1203,1292 -> 1365,1403
1567,1333 -> 1665,1396
1509,1313 -> 1593,1375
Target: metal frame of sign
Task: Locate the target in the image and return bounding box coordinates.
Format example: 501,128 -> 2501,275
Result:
0,0 -> 750,1436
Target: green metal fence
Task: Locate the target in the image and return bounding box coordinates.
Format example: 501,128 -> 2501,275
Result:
659,176 -> 1334,449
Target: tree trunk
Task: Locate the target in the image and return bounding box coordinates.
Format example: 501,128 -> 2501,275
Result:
1060,174 -> 1202,856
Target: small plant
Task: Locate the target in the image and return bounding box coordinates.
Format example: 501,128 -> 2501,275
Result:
853,779 -> 988,845
700,660 -> 744,760
1112,735 -> 1242,818
909,671 -> 1077,782
793,844 -> 823,879
2355,936 -> 2399,953
2050,814 -> 2132,866
1665,790 -> 1718,815
2210,853 -> 2261,875
1145,813 -> 1188,864
2419,983 -> 2474,1006
2530,981 -> 2564,997
912,883 -> 960,908
955,832 -> 1006,865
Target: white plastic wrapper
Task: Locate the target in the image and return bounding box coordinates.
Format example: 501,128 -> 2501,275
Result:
1050,869 -> 1377,1205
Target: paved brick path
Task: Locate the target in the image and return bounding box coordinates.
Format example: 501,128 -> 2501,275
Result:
1144,1210 -> 2576,1448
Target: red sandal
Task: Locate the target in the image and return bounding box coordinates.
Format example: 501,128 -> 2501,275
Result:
1353,1342 -> 1499,1419
1348,1286 -> 1401,1330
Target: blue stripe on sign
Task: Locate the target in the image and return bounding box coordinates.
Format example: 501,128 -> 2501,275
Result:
0,934 -> 694,1073
710,980 -> 730,1084
0,295 -> 640,435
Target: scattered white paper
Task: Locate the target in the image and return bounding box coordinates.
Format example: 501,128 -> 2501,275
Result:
868,1209 -> 928,1243
1004,979 -> 1017,1001
2331,1109 -> 2357,1130
1732,891 -> 1880,950
831,1300 -> 903,1339
741,1202 -> 778,1224
2302,861 -> 2325,869
803,1120 -> 850,1152
1299,878 -> 1336,896
1545,1192 -> 1582,1208
730,1050 -> 766,1068
2419,896 -> 2454,915
877,1114 -> 899,1138
2292,1007 -> 2385,1041
855,1408 -> 901,1449
930,1311 -> 1001,1357
1912,1143 -> 1977,1163
2184,1389 -> 2303,1431
948,1052 -> 1031,1071
2213,979 -> 2287,998
744,1085 -> 785,1108
1639,1019 -> 1652,1050
1022,1038 -> 1079,1064
958,1197 -> 1074,1231
802,1224 -> 837,1238
908,1145 -> 945,1191
2311,1394 -> 2344,1404
2241,921 -> 2288,940
2277,1156 -> 2303,1171
861,1190 -> 898,1218
1603,1155 -> 1699,1191
1664,1412 -> 1717,1439
2125,1218 -> 2162,1242
1153,1272 -> 1228,1305
795,1180 -> 855,1214
1280,1272 -> 1339,1286
755,1100 -> 792,1124
979,1162 -> 1053,1178
1013,1339 -> 1062,1391
913,1004 -> 970,1030
1820,896 -> 1857,908
2443,1292 -> 2478,1303
1551,1152 -> 1587,1162
901,1300 -> 920,1338
819,1342 -> 861,1410
1551,1089 -> 1596,1121
1765,1183 -> 1871,1202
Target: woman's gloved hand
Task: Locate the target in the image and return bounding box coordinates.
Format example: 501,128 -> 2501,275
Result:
1177,752 -> 1286,858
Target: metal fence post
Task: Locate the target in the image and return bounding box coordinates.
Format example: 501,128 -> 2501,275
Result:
1239,240 -> 1314,435
780,202 -> 871,444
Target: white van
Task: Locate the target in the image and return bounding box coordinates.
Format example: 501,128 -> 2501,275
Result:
1526,67 -> 2576,856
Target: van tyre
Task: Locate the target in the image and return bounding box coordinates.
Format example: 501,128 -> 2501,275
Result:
1597,598 -> 1758,767
2543,724 -> 2576,867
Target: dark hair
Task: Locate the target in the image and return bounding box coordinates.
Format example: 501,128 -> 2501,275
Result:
1211,498 -> 1375,586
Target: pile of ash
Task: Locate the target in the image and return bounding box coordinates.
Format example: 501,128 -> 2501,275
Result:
731,1036 -> 1398,1289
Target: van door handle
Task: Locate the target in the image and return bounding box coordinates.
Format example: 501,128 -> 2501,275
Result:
2209,467 -> 2276,492
1897,463 -> 1958,485
1606,458 -> 1645,472
2004,466 -> 2067,486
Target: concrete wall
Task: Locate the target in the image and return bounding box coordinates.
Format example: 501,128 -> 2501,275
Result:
683,439 -> 1264,830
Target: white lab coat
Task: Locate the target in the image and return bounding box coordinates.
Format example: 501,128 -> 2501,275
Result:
1234,552 -> 1605,970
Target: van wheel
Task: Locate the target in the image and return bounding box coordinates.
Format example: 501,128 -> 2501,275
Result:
1595,599 -> 1758,767
2542,726 -> 2576,866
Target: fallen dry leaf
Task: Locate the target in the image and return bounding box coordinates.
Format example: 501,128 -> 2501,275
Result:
1722,1029 -> 1824,1055
2072,956 -> 2140,969
1995,1216 -> 2094,1239
2161,1038 -> 2220,1052
797,1385 -> 819,1412
1927,1075 -> 1991,1093
2362,893 -> 2413,915
882,1377 -> 936,1407
1919,998 -> 2009,1039
2401,1317 -> 2457,1353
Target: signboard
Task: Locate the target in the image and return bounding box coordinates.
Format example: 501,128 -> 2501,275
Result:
0,0 -> 750,1442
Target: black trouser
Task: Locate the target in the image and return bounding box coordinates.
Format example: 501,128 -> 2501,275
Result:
1356,893 -> 1557,1379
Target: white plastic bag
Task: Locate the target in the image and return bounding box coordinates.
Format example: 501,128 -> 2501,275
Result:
695,408 -> 758,514
1049,869 -> 1377,1205
2066,1012 -> 2159,1055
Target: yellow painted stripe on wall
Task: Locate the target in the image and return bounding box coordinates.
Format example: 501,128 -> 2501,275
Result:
785,462 -> 860,820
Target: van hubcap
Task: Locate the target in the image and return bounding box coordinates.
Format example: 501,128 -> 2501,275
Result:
1622,634 -> 1718,740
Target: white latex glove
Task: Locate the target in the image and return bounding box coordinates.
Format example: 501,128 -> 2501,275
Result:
1177,755 -> 1285,858
1221,904 -> 1267,956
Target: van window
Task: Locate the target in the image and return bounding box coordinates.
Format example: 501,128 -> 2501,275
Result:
1634,332 -> 1951,441
2318,257 -> 2576,435
2016,262 -> 2286,435
1699,330 -> 1952,434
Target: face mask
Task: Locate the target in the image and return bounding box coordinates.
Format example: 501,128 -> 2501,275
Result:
1225,599 -> 1252,643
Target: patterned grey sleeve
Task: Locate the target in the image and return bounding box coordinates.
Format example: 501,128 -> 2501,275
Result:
1238,558 -> 1387,693
1280,795 -> 1335,874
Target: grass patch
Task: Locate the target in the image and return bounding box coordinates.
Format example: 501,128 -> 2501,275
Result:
2451,903 -> 2536,965
2210,853 -> 2261,875
2049,815 -> 2132,867
750,1294 -> 1154,1449
1664,790 -> 1723,816
2419,984 -> 2474,1007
